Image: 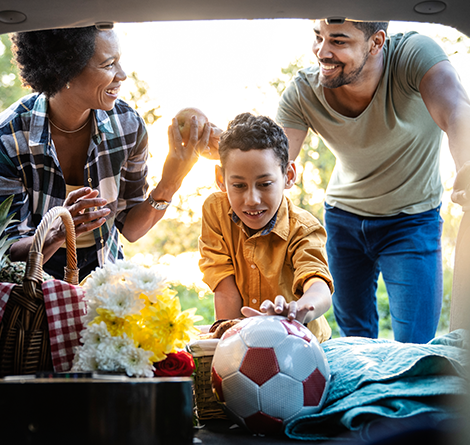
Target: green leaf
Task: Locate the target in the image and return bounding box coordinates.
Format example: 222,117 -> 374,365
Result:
0,194 -> 14,221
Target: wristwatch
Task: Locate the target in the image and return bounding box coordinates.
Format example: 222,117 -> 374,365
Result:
148,193 -> 171,211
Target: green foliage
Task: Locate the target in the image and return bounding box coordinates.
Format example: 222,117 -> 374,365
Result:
123,71 -> 162,125
270,56 -> 335,223
171,282 -> 215,326
122,218 -> 202,258
0,34 -> 30,111
121,186 -> 213,258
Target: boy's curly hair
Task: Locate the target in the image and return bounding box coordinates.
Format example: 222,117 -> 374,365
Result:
219,113 -> 289,174
11,26 -> 99,98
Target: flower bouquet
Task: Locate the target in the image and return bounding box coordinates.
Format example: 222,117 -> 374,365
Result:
72,260 -> 202,377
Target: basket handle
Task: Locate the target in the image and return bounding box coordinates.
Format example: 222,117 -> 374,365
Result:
23,207 -> 79,297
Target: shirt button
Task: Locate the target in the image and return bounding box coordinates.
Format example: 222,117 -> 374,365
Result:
252,299 -> 257,304
251,264 -> 256,269
100,238 -> 104,245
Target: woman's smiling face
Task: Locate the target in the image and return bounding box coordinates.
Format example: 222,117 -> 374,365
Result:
70,30 -> 126,111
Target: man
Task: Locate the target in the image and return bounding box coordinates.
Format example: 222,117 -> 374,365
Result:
276,19 -> 470,343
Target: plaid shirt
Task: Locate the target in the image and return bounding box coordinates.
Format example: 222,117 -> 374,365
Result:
0,93 -> 149,266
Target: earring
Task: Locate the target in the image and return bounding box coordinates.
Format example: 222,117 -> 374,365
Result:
66,82 -> 70,89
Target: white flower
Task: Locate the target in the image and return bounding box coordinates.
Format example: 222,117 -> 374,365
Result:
83,265 -> 113,295
98,283 -> 145,317
80,321 -> 111,349
119,345 -> 155,378
129,266 -> 167,301
72,344 -> 100,371
75,259 -> 183,377
109,260 -> 140,278
98,335 -> 135,371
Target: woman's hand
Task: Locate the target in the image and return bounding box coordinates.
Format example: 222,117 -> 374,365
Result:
160,116 -> 212,194
10,187 -> 110,264
55,187 -> 110,241
241,295 -> 314,324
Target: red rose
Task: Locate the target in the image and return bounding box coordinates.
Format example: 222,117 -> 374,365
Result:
154,351 -> 196,377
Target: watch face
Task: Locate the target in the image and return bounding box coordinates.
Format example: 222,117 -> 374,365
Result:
149,197 -> 170,210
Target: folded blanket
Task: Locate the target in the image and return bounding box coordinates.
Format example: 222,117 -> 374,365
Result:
285,330 -> 469,441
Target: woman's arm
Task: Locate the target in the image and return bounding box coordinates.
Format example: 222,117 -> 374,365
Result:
120,116 -> 211,242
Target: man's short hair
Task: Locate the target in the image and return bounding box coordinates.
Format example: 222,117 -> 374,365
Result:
219,113 -> 289,174
350,21 -> 389,40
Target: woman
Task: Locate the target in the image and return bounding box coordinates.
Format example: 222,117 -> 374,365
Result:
0,26 -> 213,281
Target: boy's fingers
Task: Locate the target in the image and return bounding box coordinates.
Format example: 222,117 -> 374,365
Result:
274,295 -> 286,312
241,307 -> 262,318
288,301 -> 297,320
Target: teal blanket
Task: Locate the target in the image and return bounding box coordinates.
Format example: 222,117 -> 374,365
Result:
285,330 -> 469,441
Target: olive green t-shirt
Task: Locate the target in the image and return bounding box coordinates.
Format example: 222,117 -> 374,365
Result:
276,32 -> 449,217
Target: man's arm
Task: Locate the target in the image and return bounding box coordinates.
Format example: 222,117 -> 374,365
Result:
283,127 -> 308,161
420,60 -> 470,208
213,275 -> 243,320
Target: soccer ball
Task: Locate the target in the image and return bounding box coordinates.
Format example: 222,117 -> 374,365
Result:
211,316 -> 330,434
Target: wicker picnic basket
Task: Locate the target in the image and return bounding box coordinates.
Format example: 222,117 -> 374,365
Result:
0,207 -> 79,377
190,338 -> 227,421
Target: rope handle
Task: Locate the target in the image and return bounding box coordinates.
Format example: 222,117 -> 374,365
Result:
23,207 -> 79,298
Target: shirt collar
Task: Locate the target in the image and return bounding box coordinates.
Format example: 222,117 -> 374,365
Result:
230,195 -> 290,240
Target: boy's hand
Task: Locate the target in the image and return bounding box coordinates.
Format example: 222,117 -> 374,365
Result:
199,123 -> 222,160
241,295 -> 314,324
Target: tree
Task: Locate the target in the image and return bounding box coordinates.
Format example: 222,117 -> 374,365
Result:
122,71 -> 162,126
0,34 -> 30,111
270,58 -> 336,222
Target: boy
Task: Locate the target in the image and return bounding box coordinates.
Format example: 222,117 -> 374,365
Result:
198,113 -> 333,342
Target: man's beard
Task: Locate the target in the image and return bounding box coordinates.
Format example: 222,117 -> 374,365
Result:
319,51 -> 369,89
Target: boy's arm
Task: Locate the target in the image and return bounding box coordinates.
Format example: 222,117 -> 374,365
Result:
214,275 -> 243,320
298,277 -> 332,324
241,277 -> 331,324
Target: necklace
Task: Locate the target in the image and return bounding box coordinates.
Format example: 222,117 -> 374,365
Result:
49,116 -> 91,134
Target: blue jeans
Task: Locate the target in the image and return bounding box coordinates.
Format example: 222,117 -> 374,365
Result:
324,203 -> 443,343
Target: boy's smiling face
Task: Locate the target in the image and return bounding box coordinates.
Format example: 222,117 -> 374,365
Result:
216,148 -> 296,233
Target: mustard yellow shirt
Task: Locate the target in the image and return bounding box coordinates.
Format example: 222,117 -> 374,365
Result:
198,192 -> 333,342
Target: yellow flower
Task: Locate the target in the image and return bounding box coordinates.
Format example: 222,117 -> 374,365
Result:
149,300 -> 202,354
90,308 -> 132,337
132,326 -> 167,362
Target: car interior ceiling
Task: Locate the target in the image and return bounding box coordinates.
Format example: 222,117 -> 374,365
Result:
0,0 -> 469,37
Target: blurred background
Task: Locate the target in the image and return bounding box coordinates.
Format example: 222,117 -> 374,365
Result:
1,19 -> 467,337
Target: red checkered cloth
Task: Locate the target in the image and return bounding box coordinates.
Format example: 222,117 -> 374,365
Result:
42,280 -> 86,372
0,282 -> 15,322
0,280 -> 86,372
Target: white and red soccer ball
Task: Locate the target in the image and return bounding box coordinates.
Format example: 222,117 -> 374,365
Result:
211,316 -> 330,435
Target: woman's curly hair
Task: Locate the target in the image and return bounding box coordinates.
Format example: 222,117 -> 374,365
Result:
11,26 -> 99,98
219,113 -> 289,174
